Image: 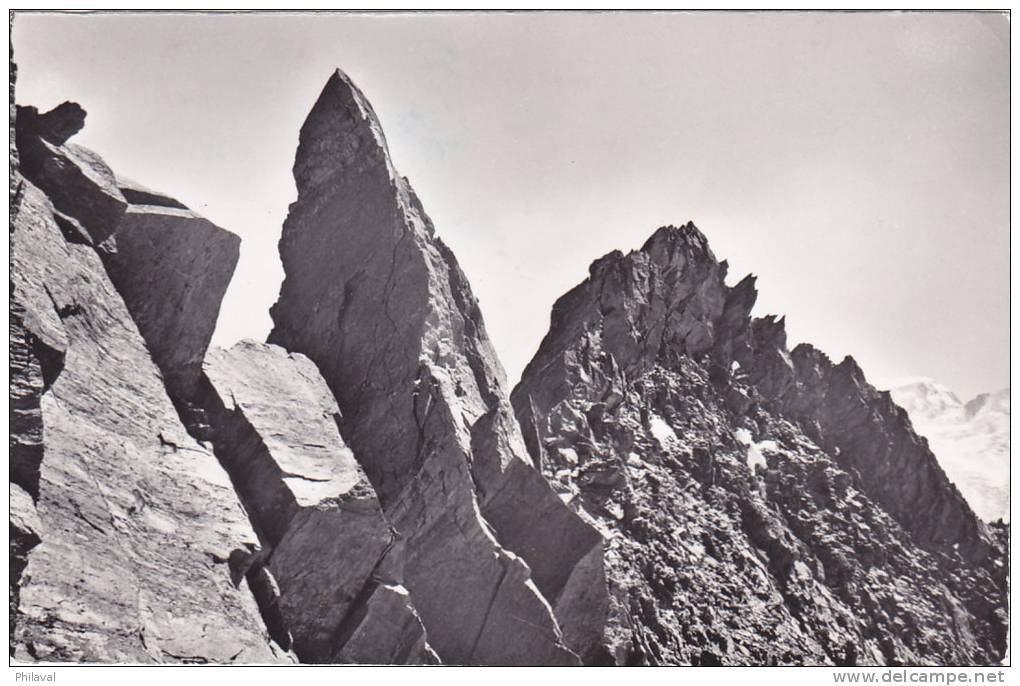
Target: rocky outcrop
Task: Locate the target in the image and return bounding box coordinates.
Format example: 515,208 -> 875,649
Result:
268,69 -> 605,665
10,49 -> 1007,667
101,196 -> 239,402
766,345 -> 993,563
513,223 -> 1007,665
197,341 -> 435,664
9,175 -> 290,663
10,82 -> 438,663
15,105 -> 127,246
9,66 -> 289,662
16,106 -> 238,403
16,102 -> 86,146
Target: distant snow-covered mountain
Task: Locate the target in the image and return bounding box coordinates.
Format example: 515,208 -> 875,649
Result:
885,378 -> 1009,523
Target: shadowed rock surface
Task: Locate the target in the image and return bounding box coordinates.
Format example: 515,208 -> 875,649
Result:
101,201 -> 240,402
334,583 -> 438,665
198,340 -> 435,664
268,69 -> 605,665
512,223 -> 1008,665
16,102 -> 85,146
16,120 -> 241,404
15,105 -> 127,246
116,176 -> 189,210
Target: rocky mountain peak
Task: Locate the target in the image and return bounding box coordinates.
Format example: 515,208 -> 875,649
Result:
639,221 -> 714,267
513,224 -> 1006,664
270,67 -> 608,665
292,69 -> 398,196
518,222 -> 760,443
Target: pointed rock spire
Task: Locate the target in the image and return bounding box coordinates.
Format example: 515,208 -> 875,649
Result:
269,69 -> 605,664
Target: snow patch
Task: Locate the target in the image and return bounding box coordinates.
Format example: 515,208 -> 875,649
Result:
649,414 -> 678,446
556,447 -> 579,465
734,428 -> 768,472
887,379 -> 1009,522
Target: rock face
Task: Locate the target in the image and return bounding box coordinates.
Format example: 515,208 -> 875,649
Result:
14,121 -> 241,404
9,66 -> 293,662
15,106 -> 127,246
10,54 -> 1009,667
9,142 -> 289,662
268,69 -> 605,665
758,343 -> 994,566
198,341 -> 435,664
513,224 -> 1008,665
102,192 -> 240,402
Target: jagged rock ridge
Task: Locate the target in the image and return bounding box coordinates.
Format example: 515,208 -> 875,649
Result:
512,224 -> 1008,665
268,69 -> 607,665
9,51 -> 1008,667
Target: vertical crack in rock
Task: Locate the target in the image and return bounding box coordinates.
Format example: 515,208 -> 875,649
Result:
512,223 -> 1008,665
268,68 -> 606,664
197,340 -> 435,664
10,87 -> 291,663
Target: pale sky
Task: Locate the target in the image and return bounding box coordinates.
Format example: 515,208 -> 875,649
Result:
12,11 -> 1009,400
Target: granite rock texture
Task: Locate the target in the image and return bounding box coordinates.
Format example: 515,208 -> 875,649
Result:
512,224 -> 1008,665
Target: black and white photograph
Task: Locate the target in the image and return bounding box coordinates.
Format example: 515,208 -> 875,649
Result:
7,9 -> 1011,675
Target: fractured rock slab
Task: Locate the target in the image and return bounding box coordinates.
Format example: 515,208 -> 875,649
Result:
102,202 -> 240,402
15,119 -> 127,245
200,340 -> 432,664
334,583 -> 438,665
9,177 -> 289,663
